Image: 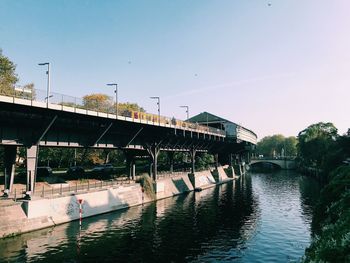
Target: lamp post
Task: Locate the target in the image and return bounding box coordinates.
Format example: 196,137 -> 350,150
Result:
180,105 -> 189,120
38,62 -> 50,106
150,96 -> 160,125
107,83 -> 118,116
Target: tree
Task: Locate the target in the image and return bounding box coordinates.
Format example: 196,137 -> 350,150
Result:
0,49 -> 18,96
256,134 -> 296,157
118,102 -> 145,116
82,93 -> 113,112
297,122 -> 338,169
284,136 -> 298,156
82,93 -> 146,116
14,83 -> 36,100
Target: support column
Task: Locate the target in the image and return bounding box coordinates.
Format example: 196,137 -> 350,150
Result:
167,152 -> 174,173
227,153 -> 235,178
26,145 -> 38,196
127,158 -> 136,181
214,153 -> 219,169
188,148 -> 197,189
229,153 -> 233,167
145,143 -> 160,181
189,148 -> 196,174
3,146 -> 17,197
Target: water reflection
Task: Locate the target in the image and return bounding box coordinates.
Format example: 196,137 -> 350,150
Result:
0,171 -> 320,263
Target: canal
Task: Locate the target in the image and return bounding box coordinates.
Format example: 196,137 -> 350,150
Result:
0,171 -> 321,262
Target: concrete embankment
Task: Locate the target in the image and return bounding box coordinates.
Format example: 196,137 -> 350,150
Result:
0,167 -> 238,238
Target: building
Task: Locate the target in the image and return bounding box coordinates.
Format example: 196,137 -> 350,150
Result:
187,112 -> 257,145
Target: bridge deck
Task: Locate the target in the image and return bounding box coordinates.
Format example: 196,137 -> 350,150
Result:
0,95 -> 225,138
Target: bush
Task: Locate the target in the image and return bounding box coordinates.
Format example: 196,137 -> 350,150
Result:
303,166 -> 350,262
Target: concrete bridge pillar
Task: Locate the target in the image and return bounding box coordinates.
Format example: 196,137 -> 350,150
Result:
26,145 -> 38,197
214,153 -> 219,169
229,153 -> 233,167
145,143 -> 160,181
189,148 -> 196,174
125,155 -> 136,181
2,145 -> 17,197
167,152 -> 174,173
226,153 -> 235,178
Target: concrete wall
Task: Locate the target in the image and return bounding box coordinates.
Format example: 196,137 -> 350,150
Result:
23,184 -> 151,225
188,166 -> 233,190
1,183 -> 152,238
0,202 -> 54,238
155,173 -> 194,200
0,168 -> 235,238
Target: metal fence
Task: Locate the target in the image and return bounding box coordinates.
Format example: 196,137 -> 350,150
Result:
0,87 -> 226,136
5,177 -> 133,200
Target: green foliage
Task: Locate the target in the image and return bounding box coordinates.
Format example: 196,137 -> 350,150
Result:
82,93 -> 146,116
118,102 -> 145,115
82,93 -> 113,112
137,174 -> 156,199
38,148 -> 76,167
303,166 -> 350,262
297,122 -> 338,169
196,153 -> 214,170
14,83 -> 36,100
0,49 -> 36,98
256,134 -> 297,157
0,49 -> 18,95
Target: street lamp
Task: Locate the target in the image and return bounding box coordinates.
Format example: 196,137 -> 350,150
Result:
180,105 -> 189,120
38,62 -> 50,106
150,96 -> 160,125
107,83 -> 118,116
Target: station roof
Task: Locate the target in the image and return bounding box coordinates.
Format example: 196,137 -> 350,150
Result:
188,112 -> 258,139
187,112 -> 232,125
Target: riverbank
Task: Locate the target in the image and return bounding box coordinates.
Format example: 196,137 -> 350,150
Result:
303,165 -> 350,262
0,166 -> 236,238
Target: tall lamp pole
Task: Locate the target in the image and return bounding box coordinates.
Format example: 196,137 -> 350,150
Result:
180,105 -> 189,120
150,96 -> 160,125
38,62 -> 50,106
107,83 -> 118,116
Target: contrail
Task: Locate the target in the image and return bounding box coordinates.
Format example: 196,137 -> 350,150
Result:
163,72 -> 295,100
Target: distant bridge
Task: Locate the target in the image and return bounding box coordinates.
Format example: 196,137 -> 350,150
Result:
250,158 -> 296,170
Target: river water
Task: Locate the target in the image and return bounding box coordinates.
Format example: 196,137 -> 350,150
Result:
0,171 -> 321,263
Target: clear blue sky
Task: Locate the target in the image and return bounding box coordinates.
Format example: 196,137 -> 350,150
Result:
1,0 -> 349,139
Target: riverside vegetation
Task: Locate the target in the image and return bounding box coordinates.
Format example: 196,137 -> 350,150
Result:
256,123 -> 350,262
298,123 -> 350,262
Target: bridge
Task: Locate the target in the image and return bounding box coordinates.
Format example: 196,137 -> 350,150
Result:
250,158 -> 296,170
0,89 -> 257,197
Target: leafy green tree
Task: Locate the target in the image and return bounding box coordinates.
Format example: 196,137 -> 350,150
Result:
297,122 -> 338,169
256,134 -> 296,157
284,136 -> 298,156
82,93 -> 113,112
0,49 -> 18,96
196,153 -> 214,170
118,102 -> 145,116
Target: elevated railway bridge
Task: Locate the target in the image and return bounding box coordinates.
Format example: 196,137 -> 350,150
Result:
0,90 -> 257,197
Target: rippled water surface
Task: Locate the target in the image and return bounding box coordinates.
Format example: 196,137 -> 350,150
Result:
0,171 -> 321,262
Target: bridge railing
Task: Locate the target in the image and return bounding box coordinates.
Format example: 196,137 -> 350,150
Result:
0,87 -> 225,137
2,177 -> 134,200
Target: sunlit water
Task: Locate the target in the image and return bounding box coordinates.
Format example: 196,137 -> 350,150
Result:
0,171 -> 320,262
